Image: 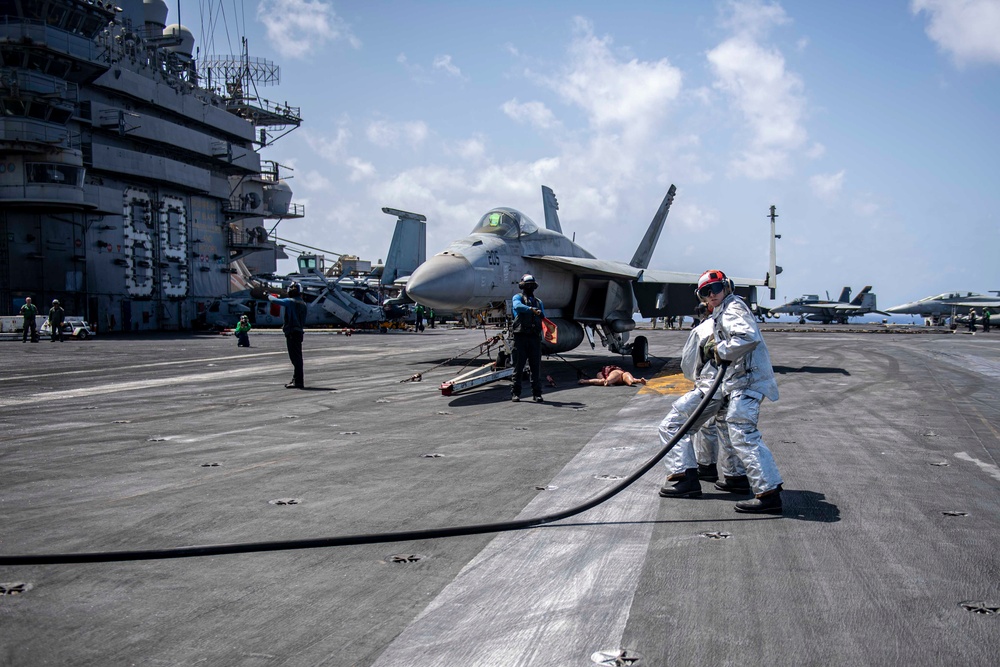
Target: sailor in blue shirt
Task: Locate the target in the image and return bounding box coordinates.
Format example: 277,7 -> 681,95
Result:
511,274 -> 545,403
268,282 -> 308,388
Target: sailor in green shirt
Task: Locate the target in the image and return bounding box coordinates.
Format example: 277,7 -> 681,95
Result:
235,314 -> 252,347
20,297 -> 38,343
48,299 -> 65,342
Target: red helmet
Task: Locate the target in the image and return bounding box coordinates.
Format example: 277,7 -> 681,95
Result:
697,269 -> 727,291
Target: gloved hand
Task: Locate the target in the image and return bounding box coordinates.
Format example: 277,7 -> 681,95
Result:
702,336 -> 721,365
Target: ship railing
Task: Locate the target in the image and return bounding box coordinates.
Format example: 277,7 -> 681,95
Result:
0,18 -> 105,63
227,226 -> 271,248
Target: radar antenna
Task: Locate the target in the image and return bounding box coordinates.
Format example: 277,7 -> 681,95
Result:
198,38 -> 301,146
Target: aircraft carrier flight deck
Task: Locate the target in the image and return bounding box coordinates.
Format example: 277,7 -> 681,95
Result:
1,325 -> 999,666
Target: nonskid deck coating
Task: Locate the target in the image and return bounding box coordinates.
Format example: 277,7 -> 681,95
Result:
1,326 -> 999,666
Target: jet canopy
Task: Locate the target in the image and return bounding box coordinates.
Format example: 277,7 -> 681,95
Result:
919,292 -> 984,301
470,208 -> 539,239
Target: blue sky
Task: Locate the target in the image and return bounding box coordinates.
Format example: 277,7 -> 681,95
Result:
183,0 -> 1000,316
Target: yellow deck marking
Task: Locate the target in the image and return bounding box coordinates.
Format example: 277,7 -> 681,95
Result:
638,372 -> 694,396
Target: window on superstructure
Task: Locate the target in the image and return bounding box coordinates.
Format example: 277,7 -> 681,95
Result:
25,163 -> 84,187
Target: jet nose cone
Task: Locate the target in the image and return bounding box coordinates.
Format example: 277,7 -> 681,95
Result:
407,254 -> 476,311
884,303 -> 911,314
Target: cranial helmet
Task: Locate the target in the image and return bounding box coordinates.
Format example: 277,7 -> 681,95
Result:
518,273 -> 538,290
52,299 -> 60,305
696,269 -> 730,299
287,282 -> 301,296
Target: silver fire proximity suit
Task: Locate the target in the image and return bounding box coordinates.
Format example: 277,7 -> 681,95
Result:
660,319 -> 745,478
712,293 -> 783,495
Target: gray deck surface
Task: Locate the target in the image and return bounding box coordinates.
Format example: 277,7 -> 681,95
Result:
1,325 -> 999,666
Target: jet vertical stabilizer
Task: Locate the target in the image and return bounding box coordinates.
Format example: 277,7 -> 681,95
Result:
850,286 -> 873,306
837,287 -> 852,303
380,208 -> 427,286
541,186 -> 562,234
629,184 -> 676,269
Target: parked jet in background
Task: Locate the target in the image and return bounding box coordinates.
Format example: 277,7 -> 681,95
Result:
886,291 -> 1000,323
203,208 -> 426,329
771,286 -> 887,324
406,184 -> 779,363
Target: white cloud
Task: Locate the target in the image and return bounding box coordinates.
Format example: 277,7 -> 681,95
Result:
805,142 -> 826,159
257,0 -> 360,59
537,17 -> 682,138
453,136 -> 487,161
501,99 -> 558,129
911,0 -> 1000,67
366,120 -> 430,149
344,156 -> 376,182
303,126 -> 351,162
707,1 -> 807,179
852,197 -> 880,218
810,170 -> 845,200
720,0 -> 790,38
297,169 -> 333,192
674,201 -> 720,231
302,126 -> 375,182
433,54 -> 463,77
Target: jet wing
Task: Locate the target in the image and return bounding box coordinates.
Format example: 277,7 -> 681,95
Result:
530,255 -> 642,280
532,256 -> 711,284
640,269 -> 767,287
532,256 -> 766,318
953,300 -> 1000,308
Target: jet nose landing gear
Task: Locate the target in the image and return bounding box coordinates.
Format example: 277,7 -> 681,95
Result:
630,335 -> 650,368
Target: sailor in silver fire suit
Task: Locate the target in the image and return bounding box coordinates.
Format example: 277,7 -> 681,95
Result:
658,314 -> 748,499
700,269 -> 783,514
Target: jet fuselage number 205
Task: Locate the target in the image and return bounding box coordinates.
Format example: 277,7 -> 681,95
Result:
486,249 -> 501,266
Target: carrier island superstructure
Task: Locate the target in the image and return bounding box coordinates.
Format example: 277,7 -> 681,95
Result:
0,0 -> 304,331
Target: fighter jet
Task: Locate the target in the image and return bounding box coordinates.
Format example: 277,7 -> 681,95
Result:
206,208 -> 427,329
406,185 -> 779,363
771,286 -> 887,324
885,291 -> 1000,323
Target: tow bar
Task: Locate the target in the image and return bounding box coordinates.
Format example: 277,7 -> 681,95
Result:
439,332 -> 514,396
440,361 -> 513,396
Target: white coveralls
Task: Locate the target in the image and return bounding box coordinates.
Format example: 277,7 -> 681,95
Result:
660,320 -> 745,478
712,293 -> 783,495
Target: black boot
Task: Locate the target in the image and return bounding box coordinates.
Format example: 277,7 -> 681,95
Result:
658,468 -> 702,498
697,463 -> 719,482
714,475 -> 752,494
735,487 -> 783,514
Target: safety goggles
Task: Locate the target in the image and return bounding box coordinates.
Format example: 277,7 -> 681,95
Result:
697,282 -> 726,299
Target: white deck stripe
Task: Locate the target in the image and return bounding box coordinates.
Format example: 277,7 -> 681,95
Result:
372,392 -> 672,667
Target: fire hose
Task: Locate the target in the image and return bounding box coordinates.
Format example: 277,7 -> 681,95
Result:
0,362 -> 729,566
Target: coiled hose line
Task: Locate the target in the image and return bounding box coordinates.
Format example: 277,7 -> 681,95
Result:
0,362 -> 729,566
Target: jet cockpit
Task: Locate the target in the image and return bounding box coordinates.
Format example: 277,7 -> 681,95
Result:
471,208 -> 539,239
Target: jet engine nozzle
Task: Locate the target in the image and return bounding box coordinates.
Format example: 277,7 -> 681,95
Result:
406,254 -> 477,311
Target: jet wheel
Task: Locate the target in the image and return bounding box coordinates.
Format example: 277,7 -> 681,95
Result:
631,335 -> 649,368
